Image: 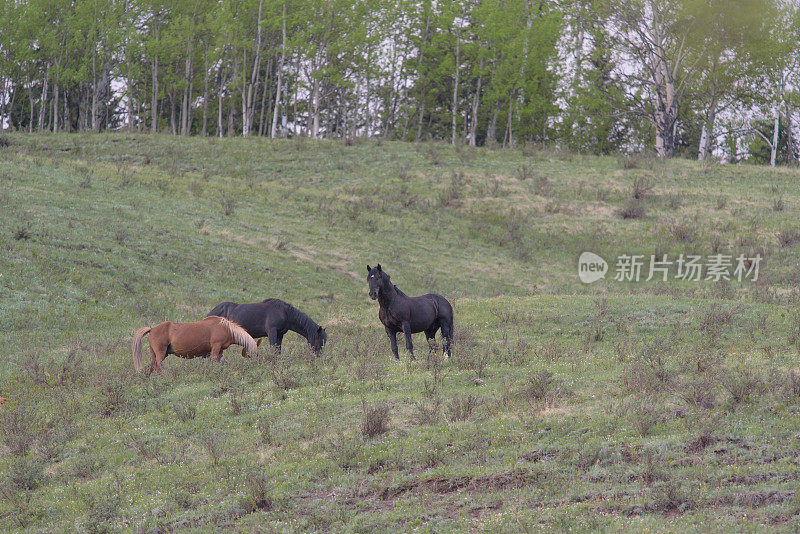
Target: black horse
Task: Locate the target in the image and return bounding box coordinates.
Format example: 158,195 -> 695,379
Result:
207,299 -> 327,355
366,264 -> 453,360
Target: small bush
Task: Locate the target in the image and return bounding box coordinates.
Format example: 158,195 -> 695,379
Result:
715,195 -> 728,210
437,171 -> 465,207
666,193 -> 684,209
240,469 -> 273,512
784,371 -> 800,399
669,222 -> 696,243
773,196 -> 786,212
535,340 -> 566,362
777,229 -> 800,248
625,397 -> 659,437
412,396 -> 442,426
0,404 -> 39,456
173,402 -> 196,423
327,431 -> 363,469
257,415 -> 273,445
720,367 -> 765,403
360,401 -> 390,438
447,394 -> 481,422
631,177 -> 654,200
678,379 -> 716,409
221,193 -> 237,216
617,199 -> 646,219
13,226 -> 31,241
519,370 -> 564,409
7,456 -> 46,491
201,431 -> 225,466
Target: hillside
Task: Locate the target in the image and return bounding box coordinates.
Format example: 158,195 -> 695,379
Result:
1,134 -> 800,531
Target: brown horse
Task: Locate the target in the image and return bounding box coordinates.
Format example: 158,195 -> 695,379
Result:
131,316 -> 257,376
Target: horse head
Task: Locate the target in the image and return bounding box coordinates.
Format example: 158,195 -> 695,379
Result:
311,325 -> 327,355
366,264 -> 389,300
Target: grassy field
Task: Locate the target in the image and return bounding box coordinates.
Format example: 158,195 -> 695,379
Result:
1,133 -> 800,532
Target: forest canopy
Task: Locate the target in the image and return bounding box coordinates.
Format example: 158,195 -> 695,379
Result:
0,0 -> 797,163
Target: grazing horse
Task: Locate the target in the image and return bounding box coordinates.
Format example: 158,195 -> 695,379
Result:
366,264 -> 453,360
206,299 -> 327,355
131,316 -> 257,376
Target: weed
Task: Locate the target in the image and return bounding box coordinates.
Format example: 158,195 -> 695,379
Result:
360,400 -> 390,438
617,199 -> 646,219
631,177 -> 653,200
447,394 -> 481,422
720,367 -> 765,403
173,402 -> 197,423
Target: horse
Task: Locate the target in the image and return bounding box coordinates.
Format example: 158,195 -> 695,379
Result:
366,264 -> 453,360
206,298 -> 327,356
131,316 -> 257,376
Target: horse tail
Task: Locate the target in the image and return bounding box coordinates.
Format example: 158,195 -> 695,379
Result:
132,327 -> 151,372
219,318 -> 258,357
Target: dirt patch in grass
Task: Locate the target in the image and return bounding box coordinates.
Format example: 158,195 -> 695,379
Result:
376,468 -> 534,501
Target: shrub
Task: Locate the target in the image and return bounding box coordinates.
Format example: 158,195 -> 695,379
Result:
625,397 -> 659,437
257,415 -> 273,445
221,193 -> 237,216
678,379 -> 716,409
617,199 -> 646,219
360,401 -> 390,438
631,177 -> 654,200
0,403 -> 39,456
519,370 -> 564,409
13,226 -> 30,241
777,229 -> 800,248
715,195 -> 727,210
201,431 -> 225,466
447,394 -> 481,422
773,196 -> 786,212
412,397 -> 442,426
173,402 -> 197,423
240,469 -> 273,512
327,431 -> 363,469
720,367 -> 765,403
7,456 -> 46,491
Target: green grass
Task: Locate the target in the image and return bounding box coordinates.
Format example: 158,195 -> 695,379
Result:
1,134 -> 800,531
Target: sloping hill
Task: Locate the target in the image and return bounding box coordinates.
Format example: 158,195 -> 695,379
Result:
1,135 -> 799,531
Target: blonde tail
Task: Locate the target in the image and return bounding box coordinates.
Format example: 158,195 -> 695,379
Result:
220,318 -> 257,357
132,327 -> 151,372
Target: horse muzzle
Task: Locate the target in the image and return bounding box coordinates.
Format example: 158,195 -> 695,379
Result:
369,291 -> 377,300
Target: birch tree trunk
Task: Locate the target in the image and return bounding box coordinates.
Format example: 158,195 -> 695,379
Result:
770,105 -> 779,167
271,3 -> 286,138
451,26 -> 460,145
151,56 -> 159,134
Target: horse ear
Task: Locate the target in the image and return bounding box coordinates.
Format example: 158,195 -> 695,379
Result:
377,263 -> 382,271
317,325 -> 323,333
366,264 -> 371,273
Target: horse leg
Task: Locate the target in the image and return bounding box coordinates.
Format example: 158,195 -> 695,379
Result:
146,346 -> 157,377
153,343 -> 169,375
268,327 -> 281,355
386,327 -> 399,360
211,343 -> 225,364
402,322 -> 414,360
440,321 -> 453,361
425,324 -> 439,353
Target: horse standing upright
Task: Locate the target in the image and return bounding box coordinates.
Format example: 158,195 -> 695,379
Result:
366,264 -> 453,360
206,299 -> 327,355
131,316 -> 257,376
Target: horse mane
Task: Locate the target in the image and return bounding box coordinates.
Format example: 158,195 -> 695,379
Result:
286,303 -> 321,342
218,317 -> 258,356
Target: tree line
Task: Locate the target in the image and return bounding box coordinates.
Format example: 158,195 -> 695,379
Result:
0,0 -> 798,163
